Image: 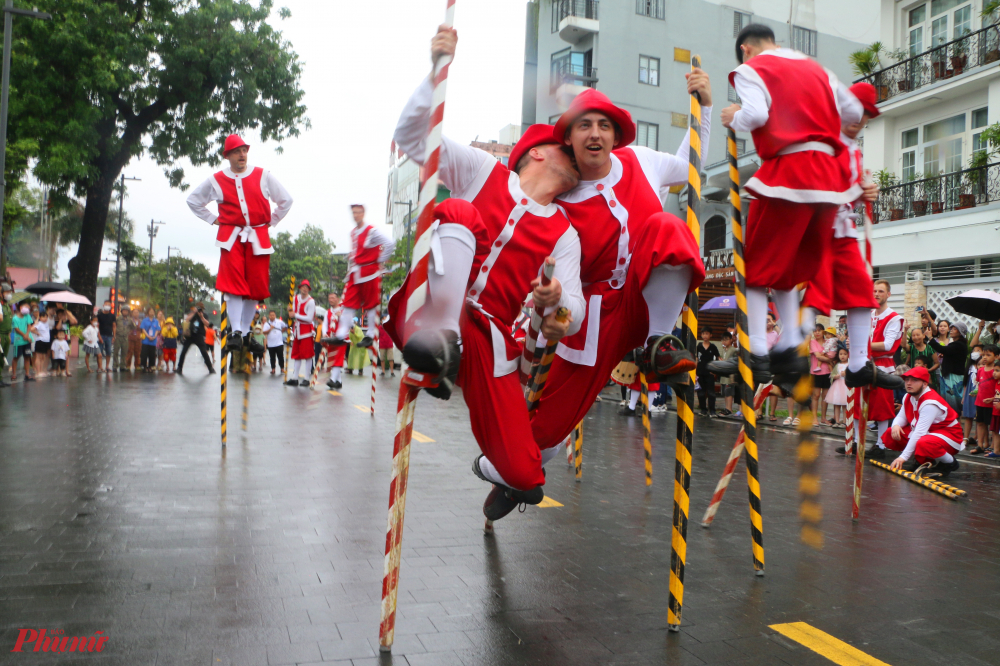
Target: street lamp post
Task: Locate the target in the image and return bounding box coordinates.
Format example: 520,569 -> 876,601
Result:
0,1 -> 51,277
393,200 -> 413,270
167,246 -> 181,317
147,219 -> 164,304
113,175 -> 140,315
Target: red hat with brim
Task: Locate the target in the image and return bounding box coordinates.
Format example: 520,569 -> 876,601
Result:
299,279 -> 311,290
902,366 -> 931,383
554,88 -> 636,148
223,134 -> 250,155
848,82 -> 880,119
508,124 -> 560,173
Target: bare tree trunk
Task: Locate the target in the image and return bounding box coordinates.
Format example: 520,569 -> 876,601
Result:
68,176 -> 115,320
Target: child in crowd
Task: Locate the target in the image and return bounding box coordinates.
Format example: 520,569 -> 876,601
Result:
809,324 -> 832,426
826,347 -> 849,428
205,323 -> 216,362
82,316 -> 102,373
965,343 -> 984,452
252,325 -> 266,372
33,311 -> 51,378
161,317 -> 178,373
10,303 -> 35,381
718,331 -> 737,416
976,345 -> 998,458
696,327 -> 720,418
991,365 -> 1000,458
50,329 -> 70,377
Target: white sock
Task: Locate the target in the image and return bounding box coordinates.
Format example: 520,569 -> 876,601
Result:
876,419 -> 889,445
241,300 -> 257,335
367,310 -> 379,339
305,359 -> 313,378
629,389 -> 641,410
336,307 -> 356,340
293,359 -> 302,379
642,265 -> 693,338
936,452 -> 955,463
747,287 -> 769,354
427,224 -> 477,336
846,308 -> 871,373
330,366 -> 342,383
800,307 -> 817,342
541,446 -> 562,467
771,289 -> 803,352
225,293 -> 245,334
478,456 -> 509,487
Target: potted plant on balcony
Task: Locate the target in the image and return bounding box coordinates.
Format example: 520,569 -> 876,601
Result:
850,42 -> 889,100
923,170 -> 944,214
951,30 -> 970,74
984,1 -> 1000,63
909,173 -> 928,216
874,169 -> 904,220
960,151 -> 989,209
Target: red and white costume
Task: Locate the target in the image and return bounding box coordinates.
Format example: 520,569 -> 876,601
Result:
389,78 -> 585,490
343,224 -> 394,310
868,307 -> 904,422
322,306 -> 347,369
881,387 -> 964,463
291,292 -> 316,361
528,92 -> 709,451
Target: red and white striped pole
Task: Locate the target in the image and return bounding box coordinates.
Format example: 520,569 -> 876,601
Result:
844,387 -> 856,454
370,327 -> 378,417
380,1 -> 455,653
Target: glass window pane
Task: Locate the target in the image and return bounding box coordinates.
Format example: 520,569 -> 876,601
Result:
650,59 -> 659,86
648,124 -> 658,150
910,27 -> 923,55
902,128 -> 919,148
930,0 -> 962,16
943,137 -> 963,172
931,16 -> 948,47
924,143 -> 940,173
923,114 -> 965,141
637,122 -> 647,146
903,151 -> 916,181
910,4 -> 926,25
973,108 -> 988,129
954,5 -> 971,36
973,131 -> 986,155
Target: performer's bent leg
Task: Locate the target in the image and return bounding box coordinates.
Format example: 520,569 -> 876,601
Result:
846,308 -> 871,372
642,265 -> 693,338
225,294 -> 245,334
240,300 -> 257,335
771,288 -> 803,353
632,213 -> 704,339
366,310 -> 379,340
425,204 -> 479,336
746,287 -> 770,354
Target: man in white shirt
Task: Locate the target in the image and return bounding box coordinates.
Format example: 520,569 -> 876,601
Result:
262,310 -> 287,376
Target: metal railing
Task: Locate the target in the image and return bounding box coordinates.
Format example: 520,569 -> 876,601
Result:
856,24 -> 1000,103
871,161 -> 1000,223
553,0 -> 599,30
550,59 -> 598,93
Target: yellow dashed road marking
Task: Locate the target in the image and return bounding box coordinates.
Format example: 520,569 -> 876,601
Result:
770,622 -> 892,666
538,496 -> 563,508
411,431 -> 434,443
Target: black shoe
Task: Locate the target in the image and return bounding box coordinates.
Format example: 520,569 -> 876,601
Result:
866,446 -> 887,460
709,411 -> 719,418
638,334 -> 696,384
834,445 -> 854,455
357,336 -> 375,348
623,407 -> 636,416
769,347 -> 808,392
707,353 -> 772,385
483,485 -> 520,522
223,334 -> 243,356
208,368 -> 216,374
283,379 -> 300,387
245,334 -> 265,355
175,368 -> 183,376
845,361 -> 904,390
922,459 -> 959,478
402,329 -> 461,400
320,336 -> 348,347
326,379 -> 337,389
698,410 -> 709,417
472,455 -> 490,483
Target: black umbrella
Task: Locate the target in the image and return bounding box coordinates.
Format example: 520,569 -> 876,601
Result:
945,289 -> 1000,322
24,281 -> 74,295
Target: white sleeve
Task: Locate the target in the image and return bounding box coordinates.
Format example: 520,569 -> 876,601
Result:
264,172 -> 294,226
899,402 -> 945,461
629,106 -> 712,191
883,317 -> 903,345
186,176 -> 222,224
393,77 -> 494,195
366,226 -> 397,263
836,78 -> 864,125
547,227 -> 585,337
293,300 -> 314,323
730,70 -> 769,132
891,405 -> 908,429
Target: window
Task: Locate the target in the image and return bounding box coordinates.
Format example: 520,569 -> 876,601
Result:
636,0 -> 664,20
704,216 -> 727,254
636,121 -> 658,150
902,128 -> 918,181
548,114 -> 562,124
909,5 -> 925,56
906,1 -> 973,55
792,26 -> 817,56
972,107 -> 989,157
639,56 -> 660,86
735,138 -> 747,156
551,48 -> 594,93
923,114 -> 965,174
733,11 -> 752,37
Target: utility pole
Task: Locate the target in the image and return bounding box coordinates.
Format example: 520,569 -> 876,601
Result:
167,246 -> 181,318
393,199 -> 413,269
113,175 -> 140,315
147,219 -> 164,305
0,1 -> 50,277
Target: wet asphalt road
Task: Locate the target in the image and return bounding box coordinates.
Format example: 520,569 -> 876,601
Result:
1,364 -> 1000,666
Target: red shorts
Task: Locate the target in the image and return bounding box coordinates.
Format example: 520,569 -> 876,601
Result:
343,275 -> 381,310
162,348 -> 176,362
291,337 -> 313,360
881,426 -> 960,465
323,343 -> 347,366
216,240 -> 270,301
745,197 -> 837,291
803,235 -> 877,315
866,385 -> 897,423
531,212 -> 704,450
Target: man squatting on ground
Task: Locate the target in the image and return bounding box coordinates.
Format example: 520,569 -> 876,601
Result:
187,134 -> 293,355
884,366 -> 963,477
388,25 -> 586,519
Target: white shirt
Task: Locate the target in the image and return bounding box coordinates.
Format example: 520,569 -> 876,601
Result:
871,308 -> 902,372
890,387 -> 947,461
730,48 -> 863,133
35,319 -> 50,343
186,166 -> 294,226
352,224 -> 395,265
50,339 -> 69,360
293,296 -> 315,340
82,325 -> 100,347
262,319 -> 286,347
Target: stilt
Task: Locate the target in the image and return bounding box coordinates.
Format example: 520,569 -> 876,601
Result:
844,387 -> 856,453
283,276 -> 295,384
852,390 -> 869,520
641,374 -> 652,487
525,299 -> 568,413
521,259 -> 556,384
573,420 -> 583,481
220,299 -> 229,450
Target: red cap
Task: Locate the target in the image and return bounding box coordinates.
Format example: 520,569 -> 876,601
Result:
554,88 -> 637,148
299,279 -> 311,290
848,82 -> 881,119
507,124 -> 560,173
223,134 -> 250,155
902,366 -> 931,383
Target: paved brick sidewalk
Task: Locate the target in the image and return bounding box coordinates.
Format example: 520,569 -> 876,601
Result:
1,369 -> 999,665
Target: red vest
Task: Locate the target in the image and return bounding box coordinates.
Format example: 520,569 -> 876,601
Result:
903,389 -> 963,445
870,309 -> 903,369
324,308 -> 338,336
351,225 -> 383,282
293,295 -> 314,339
213,167 -> 273,250
729,53 -> 854,203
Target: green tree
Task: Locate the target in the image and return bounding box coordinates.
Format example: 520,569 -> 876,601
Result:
9,0 -> 307,311
130,255 -> 215,317
380,239 -> 412,296
268,224 -> 345,305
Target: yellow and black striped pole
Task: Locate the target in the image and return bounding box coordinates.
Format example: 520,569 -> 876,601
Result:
640,373 -> 652,487
792,311 -> 822,550
220,299 -> 229,450
241,340 -> 251,443
283,276 -> 295,383
728,128 -> 765,576
573,421 -> 583,481
667,54 -> 702,633
869,460 -> 964,500
525,307 -> 569,413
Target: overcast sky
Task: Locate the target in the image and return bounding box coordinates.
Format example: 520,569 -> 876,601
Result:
47,0 -> 529,280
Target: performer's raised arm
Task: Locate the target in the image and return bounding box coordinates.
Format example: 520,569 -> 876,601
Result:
547,228 -> 585,338
366,225 -> 397,264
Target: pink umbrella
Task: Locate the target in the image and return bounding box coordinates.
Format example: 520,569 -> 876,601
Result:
40,291 -> 93,306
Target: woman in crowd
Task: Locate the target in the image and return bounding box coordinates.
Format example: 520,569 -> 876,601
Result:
808,324 -> 833,427
927,320 -> 968,412
901,326 -> 938,389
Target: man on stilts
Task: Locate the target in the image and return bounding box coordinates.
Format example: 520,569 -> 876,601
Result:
329,205 -> 395,348
322,292 -> 347,389
286,279 -> 316,386
187,134 -> 293,355
388,26 -> 586,520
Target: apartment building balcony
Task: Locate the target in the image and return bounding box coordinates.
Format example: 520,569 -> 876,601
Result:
555,0 -> 598,44
858,24 -> 1000,108
871,161 -> 1000,223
